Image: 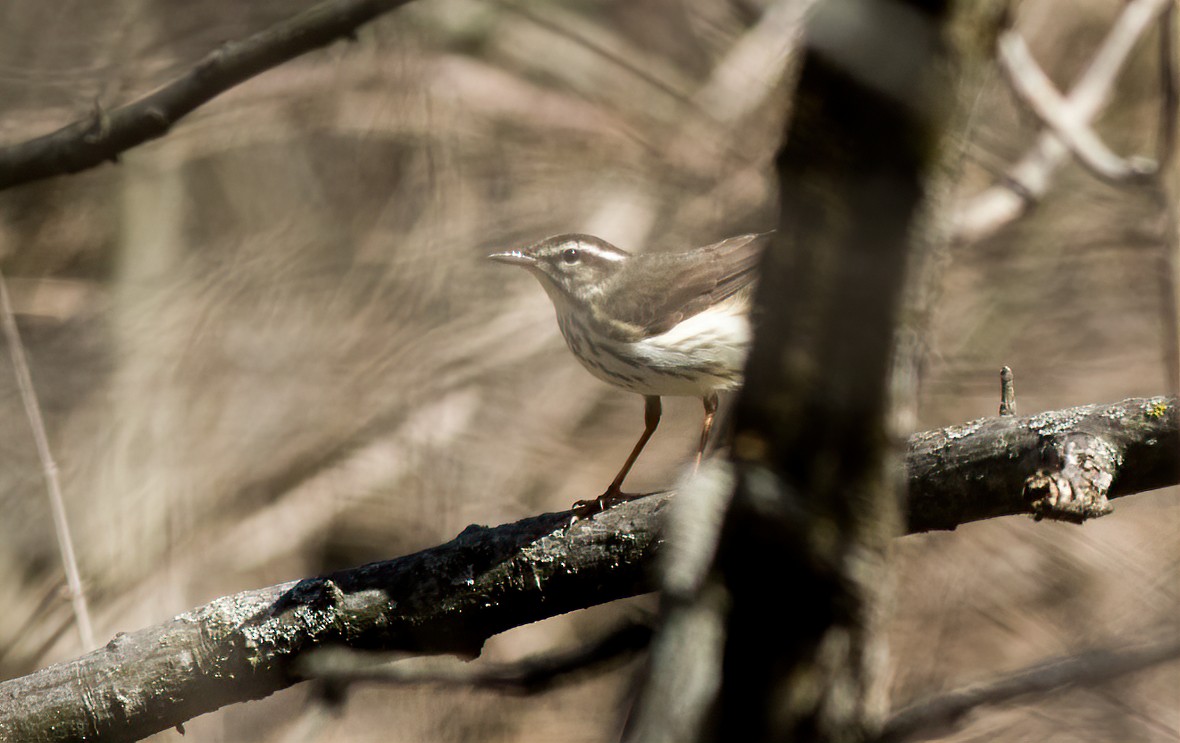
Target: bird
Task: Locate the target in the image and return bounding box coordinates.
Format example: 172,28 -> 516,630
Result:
488,231 -> 767,518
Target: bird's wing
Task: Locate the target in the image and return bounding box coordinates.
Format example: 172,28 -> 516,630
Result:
600,233 -> 768,339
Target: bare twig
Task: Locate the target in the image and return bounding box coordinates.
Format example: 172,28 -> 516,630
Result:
996,31 -> 1157,183
953,0 -> 1171,243
300,620 -> 652,693
492,0 -> 697,111
1157,4 -> 1178,169
691,0 -> 813,125
998,365 -> 1016,416
1156,3 -> 1180,396
879,632 -> 1180,742
0,577 -> 68,666
0,0 -> 419,191
0,268 -> 95,651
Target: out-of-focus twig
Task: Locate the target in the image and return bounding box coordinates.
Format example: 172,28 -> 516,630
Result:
1155,3 -> 1180,397
1157,4 -> 1177,170
662,0 -> 810,214
492,0 -> 698,112
879,632 -> 1180,742
0,267 -> 95,651
0,0 -> 419,191
996,30 -> 1157,183
300,620 -> 652,693
0,577 -> 68,666
691,0 -> 814,125
952,0 -> 1171,243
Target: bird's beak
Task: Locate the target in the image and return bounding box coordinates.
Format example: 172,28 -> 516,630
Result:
487,250 -> 536,267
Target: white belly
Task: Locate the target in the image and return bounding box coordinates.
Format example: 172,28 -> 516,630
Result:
557,303 -> 751,397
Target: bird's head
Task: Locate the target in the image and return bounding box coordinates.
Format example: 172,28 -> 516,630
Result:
487,234 -> 630,307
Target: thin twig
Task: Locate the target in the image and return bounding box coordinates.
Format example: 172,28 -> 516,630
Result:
1156,3 -> 1180,397
491,0 -> 698,112
0,0 -> 418,191
879,632 -> 1180,742
0,577 -> 68,666
299,620 -> 653,694
691,0 -> 813,124
1158,3 -> 1178,169
953,0 -> 1171,243
998,365 -> 1016,416
997,31 -> 1157,183
0,269 -> 95,650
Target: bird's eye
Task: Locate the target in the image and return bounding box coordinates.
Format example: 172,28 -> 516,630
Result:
561,248 -> 580,264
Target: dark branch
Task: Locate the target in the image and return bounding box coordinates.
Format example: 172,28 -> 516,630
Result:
692,1 -> 954,739
906,395 -> 1178,530
879,632 -> 1180,742
0,500 -> 665,743
0,396 -> 1175,741
0,0 -> 417,192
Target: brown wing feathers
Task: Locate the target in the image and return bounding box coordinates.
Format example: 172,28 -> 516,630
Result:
602,233 -> 767,338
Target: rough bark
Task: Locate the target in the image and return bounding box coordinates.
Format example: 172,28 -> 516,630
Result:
702,1 -> 956,740
0,396 -> 1175,742
0,501 -> 663,743
907,396 -> 1179,530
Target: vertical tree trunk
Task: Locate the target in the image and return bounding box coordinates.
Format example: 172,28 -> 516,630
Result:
711,2 -> 955,740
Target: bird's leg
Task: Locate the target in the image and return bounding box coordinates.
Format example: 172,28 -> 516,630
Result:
571,395 -> 661,521
693,392 -> 719,475
605,395 -> 662,496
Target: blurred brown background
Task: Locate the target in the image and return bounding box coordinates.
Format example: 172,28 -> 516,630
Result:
0,0 -> 1176,740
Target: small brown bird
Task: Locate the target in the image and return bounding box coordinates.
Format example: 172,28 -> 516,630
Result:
489,232 -> 767,516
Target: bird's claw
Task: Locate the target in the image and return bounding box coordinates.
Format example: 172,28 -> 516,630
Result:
569,494 -> 621,524
567,490 -> 662,528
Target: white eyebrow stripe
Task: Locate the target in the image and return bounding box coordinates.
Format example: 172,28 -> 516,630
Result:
571,243 -> 627,262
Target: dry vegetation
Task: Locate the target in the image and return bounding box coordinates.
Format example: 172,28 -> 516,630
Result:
0,0 -> 1176,741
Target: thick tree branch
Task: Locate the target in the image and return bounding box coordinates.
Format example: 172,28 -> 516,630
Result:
0,396 -> 1175,741
906,396 -> 1178,531
0,500 -> 664,743
0,0 -> 417,192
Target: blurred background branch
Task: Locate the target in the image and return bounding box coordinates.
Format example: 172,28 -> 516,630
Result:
300,619 -> 653,694
880,630 -> 1180,742
0,0 -> 419,190
951,0 -> 1172,243
0,267 -> 95,651
997,31 -> 1157,183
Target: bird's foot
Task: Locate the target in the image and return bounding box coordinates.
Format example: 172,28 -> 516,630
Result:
568,489 -> 658,526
